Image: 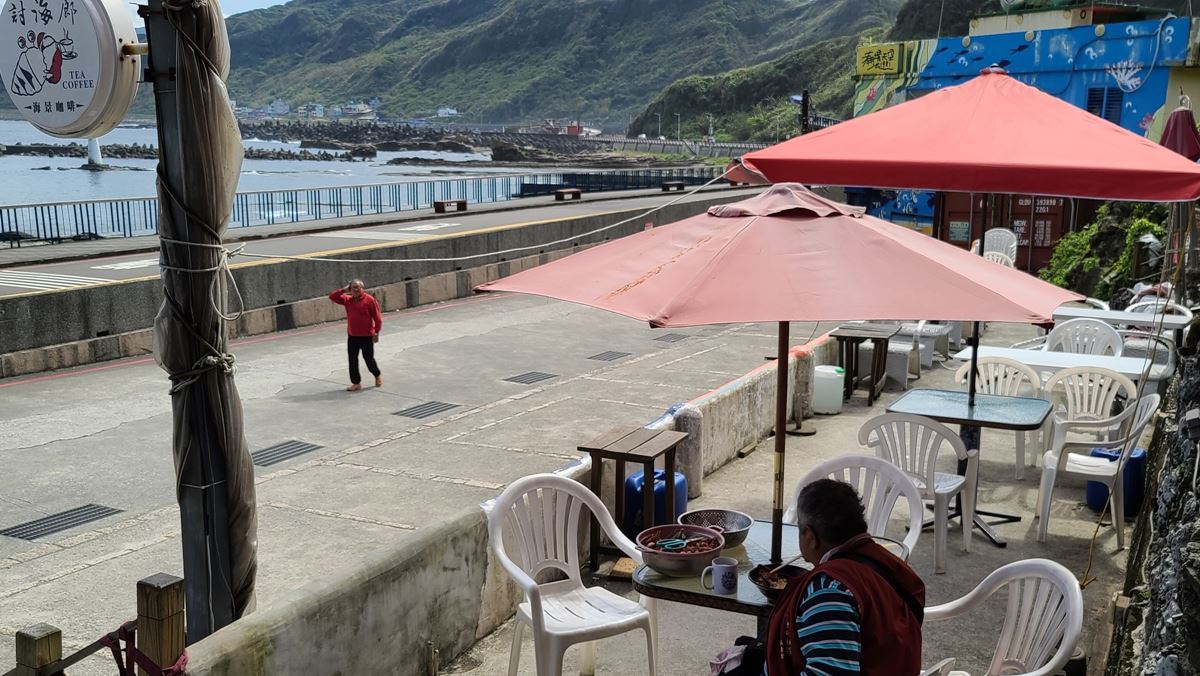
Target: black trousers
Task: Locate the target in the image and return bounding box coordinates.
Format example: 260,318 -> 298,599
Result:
347,335 -> 381,384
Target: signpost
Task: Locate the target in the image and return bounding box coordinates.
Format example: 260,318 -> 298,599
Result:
0,0 -> 138,138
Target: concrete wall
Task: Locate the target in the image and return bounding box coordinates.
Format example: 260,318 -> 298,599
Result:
183,332 -> 839,676
0,194 -> 742,378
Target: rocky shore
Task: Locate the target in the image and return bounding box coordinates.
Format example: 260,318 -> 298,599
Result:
0,142 -> 358,162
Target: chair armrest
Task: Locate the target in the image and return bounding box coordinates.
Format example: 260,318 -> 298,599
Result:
1010,337 -> 1046,350
919,657 -> 957,676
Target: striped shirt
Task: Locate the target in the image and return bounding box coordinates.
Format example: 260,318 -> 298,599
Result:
764,573 -> 862,675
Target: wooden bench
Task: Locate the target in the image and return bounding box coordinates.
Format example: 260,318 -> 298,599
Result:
661,180 -> 687,192
554,188 -> 582,201
433,198 -> 467,214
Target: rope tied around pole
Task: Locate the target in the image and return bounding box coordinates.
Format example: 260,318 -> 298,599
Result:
98,621 -> 188,676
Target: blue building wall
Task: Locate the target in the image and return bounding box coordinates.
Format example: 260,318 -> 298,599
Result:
851,15 -> 1196,224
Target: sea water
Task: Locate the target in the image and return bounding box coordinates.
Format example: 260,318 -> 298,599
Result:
0,119 -> 524,205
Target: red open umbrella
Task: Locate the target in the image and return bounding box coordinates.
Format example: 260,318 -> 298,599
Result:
742,71 -> 1200,202
477,184 -> 1079,561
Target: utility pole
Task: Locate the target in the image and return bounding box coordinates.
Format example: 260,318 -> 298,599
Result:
142,0 -> 237,642
675,112 -> 681,141
655,112 -> 662,138
801,89 -> 811,135
707,113 -> 714,137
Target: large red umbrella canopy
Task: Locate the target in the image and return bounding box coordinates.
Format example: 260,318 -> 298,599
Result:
742,72 -> 1200,202
478,184 -> 1079,563
478,183 -> 1081,325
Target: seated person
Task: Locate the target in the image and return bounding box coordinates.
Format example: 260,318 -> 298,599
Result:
765,479 -> 926,675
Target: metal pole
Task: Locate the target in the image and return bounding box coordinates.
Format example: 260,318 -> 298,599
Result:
801,89 -> 811,135
675,113 -> 681,141
771,321 -> 789,564
143,0 -> 236,641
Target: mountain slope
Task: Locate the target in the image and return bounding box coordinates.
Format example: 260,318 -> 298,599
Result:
226,0 -> 902,126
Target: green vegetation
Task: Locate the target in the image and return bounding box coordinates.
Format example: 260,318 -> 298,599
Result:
630,29 -> 886,142
1040,203 -> 1169,299
225,0 -> 901,127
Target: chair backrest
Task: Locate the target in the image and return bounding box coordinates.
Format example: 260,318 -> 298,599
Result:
487,473 -> 634,595
784,454 -> 923,557
983,251 -> 1014,267
983,228 -> 1019,260
858,413 -> 970,499
1117,393 -> 1160,462
1044,318 -> 1124,356
1041,367 -> 1136,423
1080,297 -> 1110,311
1127,299 -> 1193,318
926,559 -> 1083,676
955,357 -> 1042,397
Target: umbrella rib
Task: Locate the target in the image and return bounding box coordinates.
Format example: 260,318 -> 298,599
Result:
651,216 -> 761,326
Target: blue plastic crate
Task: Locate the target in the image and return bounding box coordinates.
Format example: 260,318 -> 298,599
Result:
1085,448 -> 1146,517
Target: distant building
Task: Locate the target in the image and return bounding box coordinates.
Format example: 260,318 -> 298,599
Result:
845,2 -> 1189,270
339,101 -> 378,121
436,107 -> 461,118
266,99 -> 290,116
297,103 -> 326,119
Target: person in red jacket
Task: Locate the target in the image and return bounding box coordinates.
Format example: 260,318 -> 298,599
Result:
329,279 -> 383,391
765,479 -> 926,675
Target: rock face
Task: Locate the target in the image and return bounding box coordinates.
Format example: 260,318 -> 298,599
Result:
1122,355 -> 1200,675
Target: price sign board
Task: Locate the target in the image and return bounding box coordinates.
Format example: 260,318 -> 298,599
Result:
0,0 -> 139,137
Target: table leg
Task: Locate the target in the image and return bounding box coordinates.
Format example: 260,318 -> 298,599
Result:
614,458 -> 626,535
664,450 -> 677,524
869,338 -> 887,406
643,461 -> 656,528
956,424 -> 1021,548
589,451 -> 602,572
838,339 -> 852,400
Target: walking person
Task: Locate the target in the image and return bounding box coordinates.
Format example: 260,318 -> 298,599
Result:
329,279 -> 383,391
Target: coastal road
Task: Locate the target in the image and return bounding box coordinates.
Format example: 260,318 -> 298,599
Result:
0,187 -> 754,296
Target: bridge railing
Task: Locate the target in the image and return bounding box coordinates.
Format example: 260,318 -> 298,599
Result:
0,167 -> 724,242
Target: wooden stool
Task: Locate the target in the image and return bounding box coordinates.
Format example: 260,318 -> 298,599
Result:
579,426 -> 688,573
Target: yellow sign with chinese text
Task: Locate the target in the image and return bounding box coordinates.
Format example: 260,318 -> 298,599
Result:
856,44 -> 903,75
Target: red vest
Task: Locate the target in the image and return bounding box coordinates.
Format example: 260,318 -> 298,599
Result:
766,539 -> 926,676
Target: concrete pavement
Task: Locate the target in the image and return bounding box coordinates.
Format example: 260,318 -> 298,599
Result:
446,323 -> 1130,676
0,288 -> 824,674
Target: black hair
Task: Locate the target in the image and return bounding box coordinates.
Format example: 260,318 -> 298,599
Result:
795,479 -> 868,545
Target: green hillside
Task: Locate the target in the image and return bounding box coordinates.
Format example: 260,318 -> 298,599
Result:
225,0 -> 903,127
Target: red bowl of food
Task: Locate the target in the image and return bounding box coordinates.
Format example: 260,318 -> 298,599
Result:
635,524 -> 725,577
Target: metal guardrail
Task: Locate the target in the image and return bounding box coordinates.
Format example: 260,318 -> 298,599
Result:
0,167 -> 724,242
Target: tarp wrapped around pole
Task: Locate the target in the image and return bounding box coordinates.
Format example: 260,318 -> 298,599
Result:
148,0 -> 256,636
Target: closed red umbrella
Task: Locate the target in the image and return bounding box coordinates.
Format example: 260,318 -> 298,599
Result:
477,184 -> 1079,561
1159,105 -> 1200,161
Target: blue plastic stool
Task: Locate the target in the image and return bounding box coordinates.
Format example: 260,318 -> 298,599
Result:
1085,448 -> 1146,517
622,469 -> 688,538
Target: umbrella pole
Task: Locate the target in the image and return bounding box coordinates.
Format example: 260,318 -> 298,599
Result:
771,321 -> 789,564
967,321 -> 980,407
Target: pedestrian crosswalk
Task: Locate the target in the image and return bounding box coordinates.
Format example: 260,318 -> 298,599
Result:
0,270 -> 111,291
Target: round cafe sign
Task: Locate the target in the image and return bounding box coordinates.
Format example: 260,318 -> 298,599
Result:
0,0 -> 138,138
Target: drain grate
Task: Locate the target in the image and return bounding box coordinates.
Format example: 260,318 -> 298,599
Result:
394,401 -> 460,419
252,440 -> 324,467
0,504 -> 123,541
588,351 -> 632,362
504,371 -> 558,385
653,333 -> 690,343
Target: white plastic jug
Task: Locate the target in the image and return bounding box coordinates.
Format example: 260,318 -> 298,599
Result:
812,365 -> 845,415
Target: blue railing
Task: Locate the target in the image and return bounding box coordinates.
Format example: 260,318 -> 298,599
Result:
0,167 -> 724,242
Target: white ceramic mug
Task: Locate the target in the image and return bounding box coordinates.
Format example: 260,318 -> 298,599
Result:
701,556 -> 739,595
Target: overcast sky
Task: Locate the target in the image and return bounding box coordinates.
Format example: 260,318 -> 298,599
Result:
126,0 -> 289,23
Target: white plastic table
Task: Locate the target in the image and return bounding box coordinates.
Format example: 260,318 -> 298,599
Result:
1052,306 -> 1190,331
951,346 -> 1150,382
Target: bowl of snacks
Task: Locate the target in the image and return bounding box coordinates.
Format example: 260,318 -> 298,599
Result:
749,563 -> 808,601
635,524 -> 725,577
677,508 -> 753,548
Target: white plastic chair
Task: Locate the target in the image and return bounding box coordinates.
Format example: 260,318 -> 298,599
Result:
1080,297 -> 1110,311
1037,393 -> 1159,549
1124,299 -> 1194,333
983,227 -> 1019,261
923,559 -> 1084,676
983,250 -> 1014,267
858,414 -> 978,574
784,454 -> 923,559
1043,318 -> 1124,356
1118,329 -> 1176,384
488,473 -> 657,676
954,358 -> 1043,479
